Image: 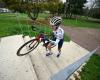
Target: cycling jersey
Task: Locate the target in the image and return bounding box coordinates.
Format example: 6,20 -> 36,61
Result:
51,27 -> 64,45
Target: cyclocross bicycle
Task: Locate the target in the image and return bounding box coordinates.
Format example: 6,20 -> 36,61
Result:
17,26 -> 52,56
17,2 -> 52,56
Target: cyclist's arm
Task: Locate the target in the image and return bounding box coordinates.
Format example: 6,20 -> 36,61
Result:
50,39 -> 60,48
50,30 -> 63,47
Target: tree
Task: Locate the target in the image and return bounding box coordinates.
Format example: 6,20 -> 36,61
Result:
91,8 -> 100,18
0,0 -> 6,8
85,0 -> 100,19
94,0 -> 100,8
2,0 -> 21,11
57,2 -> 64,15
64,0 -> 87,18
89,0 -> 100,19
2,0 -> 64,19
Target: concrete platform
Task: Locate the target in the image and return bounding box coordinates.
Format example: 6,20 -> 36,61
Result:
0,35 -> 90,80
29,38 -> 89,80
0,35 -> 37,80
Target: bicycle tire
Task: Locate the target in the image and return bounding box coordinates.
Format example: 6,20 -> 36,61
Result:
17,39 -> 39,56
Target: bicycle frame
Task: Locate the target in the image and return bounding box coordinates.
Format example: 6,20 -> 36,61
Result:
30,25 -> 50,49
30,33 -> 49,47
35,33 -> 45,42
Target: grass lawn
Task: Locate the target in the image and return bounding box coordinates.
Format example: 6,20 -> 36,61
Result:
38,13 -> 49,19
63,18 -> 100,29
0,13 -> 29,37
38,13 -> 100,29
0,13 -> 51,37
0,13 -> 70,41
80,54 -> 100,80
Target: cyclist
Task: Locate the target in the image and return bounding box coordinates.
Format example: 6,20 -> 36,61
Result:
46,16 -> 64,57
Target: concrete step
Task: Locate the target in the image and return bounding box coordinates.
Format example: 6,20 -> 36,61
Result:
0,35 -> 37,80
28,37 -> 89,80
30,49 -> 51,80
36,41 -> 89,70
0,35 -> 90,80
50,41 -> 89,69
23,36 -> 38,80
37,44 -> 60,74
28,38 -> 52,80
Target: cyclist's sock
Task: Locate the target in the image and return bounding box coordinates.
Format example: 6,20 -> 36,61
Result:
46,50 -> 52,54
46,50 -> 53,56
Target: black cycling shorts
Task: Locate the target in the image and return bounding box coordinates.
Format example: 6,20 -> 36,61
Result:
53,38 -> 64,49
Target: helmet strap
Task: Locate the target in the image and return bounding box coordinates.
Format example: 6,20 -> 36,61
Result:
55,26 -> 59,30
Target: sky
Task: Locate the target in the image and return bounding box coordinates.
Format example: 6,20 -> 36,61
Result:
61,0 -> 66,3
85,0 -> 95,8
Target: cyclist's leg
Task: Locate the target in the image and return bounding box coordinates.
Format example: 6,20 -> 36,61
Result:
46,43 -> 53,56
57,39 -> 64,57
46,38 -> 56,56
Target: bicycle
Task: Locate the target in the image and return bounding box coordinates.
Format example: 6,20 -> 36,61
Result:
17,26 -> 52,56
17,2 -> 52,56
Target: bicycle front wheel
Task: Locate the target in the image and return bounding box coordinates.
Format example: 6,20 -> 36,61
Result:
17,39 -> 39,56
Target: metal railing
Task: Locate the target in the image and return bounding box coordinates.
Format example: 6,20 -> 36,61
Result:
50,46 -> 100,80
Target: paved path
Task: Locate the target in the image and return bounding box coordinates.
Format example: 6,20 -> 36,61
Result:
62,26 -> 100,54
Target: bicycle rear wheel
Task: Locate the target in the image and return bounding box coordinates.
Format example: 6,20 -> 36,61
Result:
17,39 -> 39,56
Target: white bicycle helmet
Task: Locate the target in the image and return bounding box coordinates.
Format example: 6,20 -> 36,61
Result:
50,16 -> 62,26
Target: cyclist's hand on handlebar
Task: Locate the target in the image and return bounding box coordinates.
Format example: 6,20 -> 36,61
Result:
49,39 -> 55,44
49,39 -> 56,48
